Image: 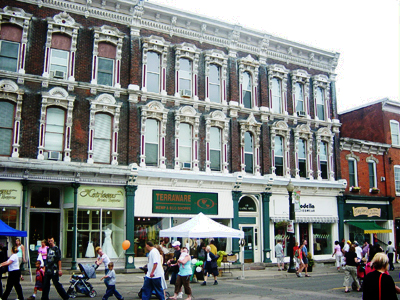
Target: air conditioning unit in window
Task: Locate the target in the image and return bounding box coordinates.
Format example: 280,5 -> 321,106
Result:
179,89 -> 192,98
45,151 -> 62,161
181,162 -> 191,169
50,70 -> 66,79
297,111 -> 306,117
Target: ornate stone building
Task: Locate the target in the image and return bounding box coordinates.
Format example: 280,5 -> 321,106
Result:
0,0 -> 345,268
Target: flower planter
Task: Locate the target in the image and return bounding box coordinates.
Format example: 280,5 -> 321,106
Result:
369,188 -> 380,194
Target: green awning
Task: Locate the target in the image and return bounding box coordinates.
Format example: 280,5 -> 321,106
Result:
347,221 -> 392,234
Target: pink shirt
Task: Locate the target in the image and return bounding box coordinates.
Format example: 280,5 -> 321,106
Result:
38,246 -> 48,260
334,244 -> 341,254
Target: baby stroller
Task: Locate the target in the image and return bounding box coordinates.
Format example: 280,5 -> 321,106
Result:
352,261 -> 366,291
67,263 -> 98,298
138,265 -> 170,299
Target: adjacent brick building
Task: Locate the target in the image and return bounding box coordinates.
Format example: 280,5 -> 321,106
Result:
0,0 -> 345,268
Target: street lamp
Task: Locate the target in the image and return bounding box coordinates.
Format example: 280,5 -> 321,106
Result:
286,179 -> 296,273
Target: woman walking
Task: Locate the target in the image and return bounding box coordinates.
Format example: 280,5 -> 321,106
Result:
169,247 -> 192,300
15,238 -> 26,280
0,246 -> 24,300
332,241 -> 342,271
201,246 -> 219,286
343,245 -> 361,293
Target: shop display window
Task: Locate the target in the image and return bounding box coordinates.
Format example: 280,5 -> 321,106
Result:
312,223 -> 332,255
134,217 -> 163,257
274,222 -> 289,256
349,224 -> 369,246
65,209 -> 123,259
0,208 -> 18,229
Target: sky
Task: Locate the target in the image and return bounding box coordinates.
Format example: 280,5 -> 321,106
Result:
149,0 -> 399,112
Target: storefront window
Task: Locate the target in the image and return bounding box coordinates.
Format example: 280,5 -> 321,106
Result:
134,217 -> 163,257
31,187 -> 60,209
312,223 -> 332,255
349,224 -> 369,245
274,222 -> 288,256
0,208 -> 18,228
65,209 -> 123,259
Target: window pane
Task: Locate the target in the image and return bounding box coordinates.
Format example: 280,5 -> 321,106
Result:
0,41 -> 19,72
50,49 -> 68,71
271,78 -> 282,114
210,149 -> 220,171
243,72 -> 251,90
298,139 -> 306,159
94,114 -> 111,163
0,101 -> 14,128
319,142 -> 327,161
391,121 -> 400,146
93,138 -> 110,163
321,162 -> 328,179
0,128 -> 12,155
179,79 -> 191,92
147,72 -> 160,93
295,83 -> 304,112
245,153 -> 253,173
98,58 -> 113,86
179,124 -> 191,146
145,119 -> 158,143
244,132 -> 253,152
210,127 -> 221,149
395,167 -> 400,193
147,52 -> 160,73
180,147 -> 191,163
145,143 -> 158,166
349,160 -> 356,187
316,87 -> 325,120
44,132 -> 64,151
243,91 -> 251,109
368,162 -> 375,188
275,157 -> 283,176
274,136 -> 283,156
95,114 -> 112,138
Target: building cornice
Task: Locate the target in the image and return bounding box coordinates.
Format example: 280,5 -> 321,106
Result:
17,0 -> 339,73
340,137 -> 391,155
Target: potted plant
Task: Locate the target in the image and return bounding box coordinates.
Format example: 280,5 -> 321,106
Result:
275,221 -> 290,230
369,187 -> 380,194
350,186 -> 361,193
307,252 -> 314,272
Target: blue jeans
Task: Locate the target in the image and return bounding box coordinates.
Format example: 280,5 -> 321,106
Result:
141,277 -> 164,300
102,285 -> 123,300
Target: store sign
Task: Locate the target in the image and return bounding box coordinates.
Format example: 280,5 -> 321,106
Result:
352,207 -> 381,218
299,203 -> 315,212
78,186 -> 125,208
152,190 -> 218,215
0,181 -> 22,205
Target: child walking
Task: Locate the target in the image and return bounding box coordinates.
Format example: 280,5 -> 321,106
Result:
100,262 -> 124,300
28,260 -> 45,300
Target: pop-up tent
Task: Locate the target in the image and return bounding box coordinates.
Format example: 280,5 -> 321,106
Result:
159,212 -> 244,239
0,219 -> 27,237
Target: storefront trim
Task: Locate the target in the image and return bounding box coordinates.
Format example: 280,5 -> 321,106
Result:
346,221 -> 392,234
270,216 -> 338,223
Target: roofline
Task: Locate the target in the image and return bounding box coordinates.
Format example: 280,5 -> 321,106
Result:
338,98 -> 390,115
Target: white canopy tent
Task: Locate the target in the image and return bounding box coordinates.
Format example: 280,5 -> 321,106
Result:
159,212 -> 244,239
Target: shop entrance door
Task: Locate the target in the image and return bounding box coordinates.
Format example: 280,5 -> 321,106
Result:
242,226 -> 254,263
29,212 -> 60,266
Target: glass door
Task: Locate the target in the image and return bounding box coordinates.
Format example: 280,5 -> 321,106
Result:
242,226 -> 254,263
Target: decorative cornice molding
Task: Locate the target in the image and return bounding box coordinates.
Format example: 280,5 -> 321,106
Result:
340,137 -> 390,155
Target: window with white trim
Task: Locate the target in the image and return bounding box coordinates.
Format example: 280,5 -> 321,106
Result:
390,120 -> 400,146
179,58 -> 192,97
319,141 -> 328,179
146,51 -> 160,93
394,166 -> 400,194
0,101 -> 15,156
144,118 -> 159,166
348,158 -> 357,187
275,135 -> 284,176
368,160 -> 377,188
210,127 -> 221,171
242,72 -> 252,109
298,138 -> 307,178
44,107 -> 65,152
209,64 -> 221,103
316,87 -> 325,121
291,70 -> 310,117
244,132 -> 253,173
49,48 -> 69,79
0,40 -> 19,72
93,113 -> 112,164
97,57 -> 114,86
179,123 -> 192,169
295,82 -> 304,113
271,78 -> 282,114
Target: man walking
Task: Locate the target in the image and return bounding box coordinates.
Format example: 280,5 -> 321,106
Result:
41,237 -> 69,300
387,241 -> 395,271
141,241 -> 165,300
301,240 -> 311,277
275,240 -> 285,271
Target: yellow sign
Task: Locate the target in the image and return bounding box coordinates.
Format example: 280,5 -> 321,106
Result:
78,186 -> 125,208
0,181 -> 22,205
352,207 -> 381,218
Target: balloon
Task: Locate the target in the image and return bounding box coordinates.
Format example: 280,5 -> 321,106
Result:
122,240 -> 131,250
196,267 -> 202,273
191,258 -> 198,265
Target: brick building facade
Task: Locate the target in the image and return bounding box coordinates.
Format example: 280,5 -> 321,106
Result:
0,0 -> 345,268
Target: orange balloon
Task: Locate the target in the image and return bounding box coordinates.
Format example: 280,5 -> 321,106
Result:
122,240 -> 131,250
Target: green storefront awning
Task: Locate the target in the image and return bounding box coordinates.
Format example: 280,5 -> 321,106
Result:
347,221 -> 392,234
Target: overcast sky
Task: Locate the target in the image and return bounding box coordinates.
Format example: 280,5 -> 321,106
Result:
149,0 -> 399,112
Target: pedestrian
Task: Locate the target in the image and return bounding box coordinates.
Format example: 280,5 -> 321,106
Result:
169,247 -> 192,300
37,240 -> 48,266
332,240 -> 342,271
301,240 -> 311,277
167,240 -> 183,298
354,241 -> 363,260
41,237 -> 69,300
0,242 -> 7,298
275,240 -> 285,271
386,241 -> 395,271
155,244 -> 168,299
197,242 -> 206,261
209,240 -> 217,256
141,241 -> 165,300
295,244 -> 305,277
343,245 -> 361,293
201,245 -> 219,286
362,253 -> 397,299
27,260 -> 45,300
361,240 -> 369,260
0,245 -> 24,300
100,262 -> 123,300
293,241 -> 299,270
160,239 -> 170,255
96,247 -> 111,275
15,237 -> 26,280
341,240 -> 351,267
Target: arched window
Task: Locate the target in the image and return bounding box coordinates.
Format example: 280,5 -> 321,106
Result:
368,161 -> 377,188
44,107 -> 65,154
210,127 -> 221,171
146,51 -> 160,93
0,101 -> 15,156
209,64 -> 221,103
275,136 -> 284,176
49,34 -> 71,80
348,158 -> 358,187
239,196 -> 257,212
0,24 -> 22,72
144,119 -> 159,166
295,82 -> 304,113
93,113 -> 112,163
298,139 -> 307,178
179,123 -> 192,169
242,72 -> 252,109
271,78 -> 282,114
316,87 -> 325,120
179,58 -> 192,97
244,132 -> 253,173
319,142 -> 328,179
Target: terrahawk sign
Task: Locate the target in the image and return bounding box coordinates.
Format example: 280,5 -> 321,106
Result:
152,190 -> 218,215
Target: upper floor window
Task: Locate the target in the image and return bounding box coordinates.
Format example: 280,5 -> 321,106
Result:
242,72 -> 252,109
0,40 -> 19,72
298,139 -> 307,178
395,166 -> 400,194
210,127 -> 221,171
179,123 -> 192,169
96,43 -> 116,87
0,101 -> 15,156
146,51 -> 160,93
209,64 -> 221,103
179,58 -> 192,97
295,82 -> 304,113
49,34 -> 71,80
44,107 -> 65,153
319,142 -> 328,179
348,158 -> 358,187
271,78 -> 282,114
144,119 -> 159,166
93,113 -> 112,163
316,87 -> 325,121
275,135 -> 284,176
390,120 -> 400,146
244,132 -> 253,173
368,161 -> 377,188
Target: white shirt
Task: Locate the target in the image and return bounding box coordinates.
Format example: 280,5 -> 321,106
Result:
99,253 -> 110,269
343,244 -> 350,252
355,246 -> 363,259
7,253 -> 19,272
146,248 -> 164,279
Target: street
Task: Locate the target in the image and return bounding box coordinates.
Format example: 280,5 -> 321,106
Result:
6,269 -> 400,300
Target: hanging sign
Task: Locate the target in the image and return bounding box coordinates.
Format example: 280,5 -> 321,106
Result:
287,220 -> 294,233
352,207 -> 381,218
294,190 -> 301,212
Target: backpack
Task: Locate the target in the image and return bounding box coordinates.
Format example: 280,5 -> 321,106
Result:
294,249 -> 299,258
